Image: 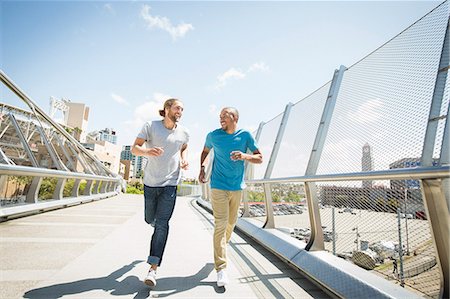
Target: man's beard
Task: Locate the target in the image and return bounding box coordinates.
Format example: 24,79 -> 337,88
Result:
168,112 -> 180,123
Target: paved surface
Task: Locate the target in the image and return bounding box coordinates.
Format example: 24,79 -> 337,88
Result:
0,194 -> 331,298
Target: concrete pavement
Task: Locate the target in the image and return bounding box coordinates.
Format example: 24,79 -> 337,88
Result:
0,194 -> 330,298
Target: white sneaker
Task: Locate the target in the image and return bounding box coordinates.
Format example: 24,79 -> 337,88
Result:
217,269 -> 229,287
144,269 -> 157,287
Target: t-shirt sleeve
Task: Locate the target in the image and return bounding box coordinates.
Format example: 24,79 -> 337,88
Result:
184,127 -> 190,144
137,122 -> 151,141
247,132 -> 258,152
205,132 -> 213,149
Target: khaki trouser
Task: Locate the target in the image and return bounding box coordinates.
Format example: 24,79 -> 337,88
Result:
211,188 -> 242,271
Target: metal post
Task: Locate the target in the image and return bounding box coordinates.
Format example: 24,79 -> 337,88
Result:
421,19 -> 449,167
26,177 -> 42,203
420,19 -> 449,299
396,208 -> 405,287
8,114 -> 39,167
421,178 -> 449,299
53,178 -> 66,200
243,121 -> 265,217
332,206 -> 336,255
304,65 -> 346,251
72,179 -> 81,197
84,180 -> 94,196
404,189 -> 410,255
262,103 -> 293,228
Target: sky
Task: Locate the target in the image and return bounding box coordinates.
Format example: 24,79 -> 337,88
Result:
0,0 -> 442,179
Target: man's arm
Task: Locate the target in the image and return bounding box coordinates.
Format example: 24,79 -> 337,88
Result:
131,137 -> 164,157
198,146 -> 211,183
180,143 -> 189,170
230,149 -> 263,164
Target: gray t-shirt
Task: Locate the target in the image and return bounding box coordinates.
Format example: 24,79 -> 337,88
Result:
137,120 -> 189,187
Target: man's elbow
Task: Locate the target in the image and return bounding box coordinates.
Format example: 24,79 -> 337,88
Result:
131,146 -> 137,155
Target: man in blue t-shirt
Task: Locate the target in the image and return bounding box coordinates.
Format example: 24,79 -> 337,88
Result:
199,107 -> 262,288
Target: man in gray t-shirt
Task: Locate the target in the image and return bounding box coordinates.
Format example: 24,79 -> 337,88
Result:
131,98 -> 189,288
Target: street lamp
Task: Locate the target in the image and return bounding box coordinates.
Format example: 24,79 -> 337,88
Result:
352,226 -> 360,251
404,188 -> 410,256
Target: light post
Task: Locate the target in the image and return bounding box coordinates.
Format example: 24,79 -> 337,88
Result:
396,208 -> 405,287
352,226 -> 360,251
404,188 -> 410,255
332,206 -> 336,255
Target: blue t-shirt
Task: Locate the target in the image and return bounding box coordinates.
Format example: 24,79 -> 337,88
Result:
205,129 -> 258,191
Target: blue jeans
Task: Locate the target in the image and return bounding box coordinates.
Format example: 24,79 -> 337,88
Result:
144,185 -> 177,266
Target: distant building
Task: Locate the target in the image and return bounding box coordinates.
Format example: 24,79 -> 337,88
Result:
120,145 -> 146,179
65,101 -> 90,143
87,128 -> 117,145
389,157 -> 438,189
361,143 -> 373,188
82,140 -> 121,174
120,160 -> 134,181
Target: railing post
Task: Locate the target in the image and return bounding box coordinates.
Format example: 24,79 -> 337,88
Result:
263,103 -> 293,228
100,180 -> 108,193
84,180 -> 93,196
242,121 -> 265,217
53,178 -> 66,200
304,65 -> 346,251
420,179 -> 449,299
92,181 -> 99,194
26,177 -> 42,203
420,19 -> 449,299
72,179 -> 81,197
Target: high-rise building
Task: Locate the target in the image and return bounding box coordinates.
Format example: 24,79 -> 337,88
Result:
120,145 -> 146,179
361,143 -> 373,188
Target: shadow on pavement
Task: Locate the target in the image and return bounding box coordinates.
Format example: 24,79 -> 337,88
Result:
23,261 -> 217,299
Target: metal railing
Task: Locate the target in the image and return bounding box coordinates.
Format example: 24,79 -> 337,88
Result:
201,2 -> 449,298
0,70 -> 122,219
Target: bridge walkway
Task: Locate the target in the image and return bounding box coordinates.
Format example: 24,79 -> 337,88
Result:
0,194 -> 330,299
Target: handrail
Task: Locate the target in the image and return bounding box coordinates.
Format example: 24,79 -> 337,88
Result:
0,164 -> 119,182
246,166 -> 450,184
0,70 -> 116,178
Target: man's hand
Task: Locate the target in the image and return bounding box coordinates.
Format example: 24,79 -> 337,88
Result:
230,151 -> 246,161
148,147 -> 164,156
198,167 -> 207,183
180,159 -> 189,170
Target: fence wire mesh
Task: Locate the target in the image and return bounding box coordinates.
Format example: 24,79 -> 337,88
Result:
316,2 -> 449,175
240,2 -> 449,298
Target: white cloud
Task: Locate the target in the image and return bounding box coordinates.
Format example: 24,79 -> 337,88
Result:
103,4 -> 115,15
350,99 -> 383,124
123,92 -> 170,132
248,62 -> 270,73
214,68 -> 246,89
213,61 -> 269,90
208,104 -> 217,115
111,93 -> 129,106
140,5 -> 194,41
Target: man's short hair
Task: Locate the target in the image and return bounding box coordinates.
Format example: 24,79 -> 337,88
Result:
222,107 -> 239,122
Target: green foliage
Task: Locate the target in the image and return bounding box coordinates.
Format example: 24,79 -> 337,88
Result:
126,185 -> 144,194
248,191 -> 264,202
126,181 -> 144,194
63,179 -> 74,197
79,180 -> 87,195
38,177 -> 58,200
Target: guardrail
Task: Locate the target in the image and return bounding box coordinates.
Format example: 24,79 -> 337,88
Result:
200,2 -> 449,297
0,70 -> 122,220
